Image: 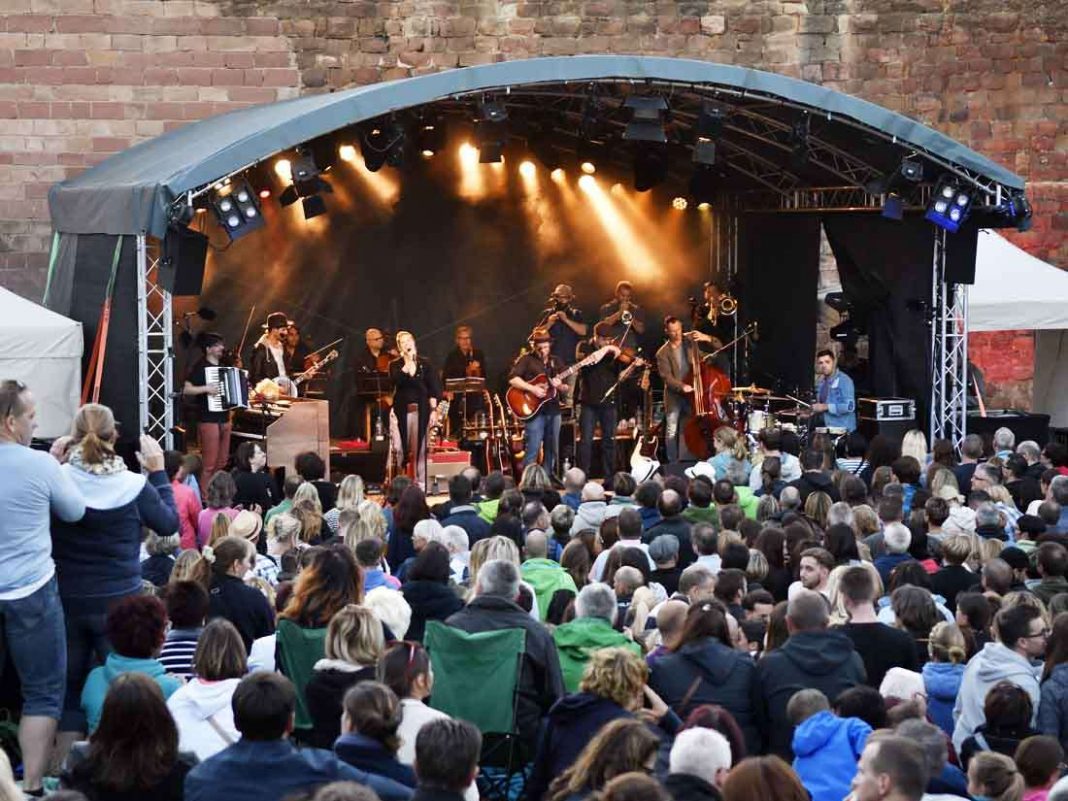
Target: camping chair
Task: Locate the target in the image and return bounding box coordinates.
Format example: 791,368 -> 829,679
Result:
274,619 -> 327,736
424,621 -> 527,801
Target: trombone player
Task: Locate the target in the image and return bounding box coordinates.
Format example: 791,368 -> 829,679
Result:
693,280 -> 736,372
599,280 -> 646,337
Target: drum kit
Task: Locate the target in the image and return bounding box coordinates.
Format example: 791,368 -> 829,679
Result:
720,384 -> 843,448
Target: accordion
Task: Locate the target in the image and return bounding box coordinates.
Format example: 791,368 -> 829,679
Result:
205,366 -> 250,412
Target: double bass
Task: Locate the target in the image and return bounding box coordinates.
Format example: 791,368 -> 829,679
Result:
681,334 -> 732,461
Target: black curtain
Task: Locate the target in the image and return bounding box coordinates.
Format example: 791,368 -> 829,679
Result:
65,234 -> 141,446
738,214 -> 822,395
822,215 -> 933,426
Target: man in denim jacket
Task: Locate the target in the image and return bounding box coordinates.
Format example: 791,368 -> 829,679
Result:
812,349 -> 856,432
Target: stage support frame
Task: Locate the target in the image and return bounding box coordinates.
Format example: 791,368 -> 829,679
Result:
136,234 -> 175,449
928,228 -> 969,451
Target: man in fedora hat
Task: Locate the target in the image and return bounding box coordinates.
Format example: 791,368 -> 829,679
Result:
249,312 -> 291,388
509,328 -> 569,476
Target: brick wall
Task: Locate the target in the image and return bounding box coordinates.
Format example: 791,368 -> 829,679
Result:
1,0 -> 1063,402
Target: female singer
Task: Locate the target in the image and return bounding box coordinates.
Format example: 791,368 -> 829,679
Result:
182,332 -> 230,489
389,331 -> 442,490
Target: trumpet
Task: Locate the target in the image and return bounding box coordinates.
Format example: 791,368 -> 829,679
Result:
620,309 -> 634,326
718,294 -> 738,317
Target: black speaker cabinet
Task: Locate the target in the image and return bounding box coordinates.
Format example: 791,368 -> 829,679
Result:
159,225 -> 208,296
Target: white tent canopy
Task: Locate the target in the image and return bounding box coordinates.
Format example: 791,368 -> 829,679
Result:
970,230 -> 1068,428
971,230 -> 1068,331
0,287 -> 82,438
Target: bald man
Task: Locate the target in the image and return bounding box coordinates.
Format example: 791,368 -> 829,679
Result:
647,599 -> 690,666
543,284 -> 587,368
353,328 -> 392,438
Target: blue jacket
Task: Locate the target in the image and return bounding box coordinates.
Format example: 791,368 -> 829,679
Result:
334,732 -> 416,788
648,638 -> 762,756
82,653 -> 182,732
874,552 -> 912,588
792,711 -> 871,801
924,661 -> 965,738
184,738 -> 412,801
52,467 -> 177,609
1039,663 -> 1068,750
815,369 -> 856,432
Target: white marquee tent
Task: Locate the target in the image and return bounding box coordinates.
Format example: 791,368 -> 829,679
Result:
972,230 -> 1068,428
0,287 -> 82,438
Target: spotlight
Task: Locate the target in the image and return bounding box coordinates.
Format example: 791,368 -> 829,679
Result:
578,174 -> 596,191
633,145 -> 668,192
415,117 -> 445,157
994,191 -> 1033,232
478,99 -> 508,123
698,202 -> 711,211
581,162 -> 596,175
361,121 -> 406,172
273,159 -> 292,182
258,188 -> 271,199
301,194 -> 327,220
210,178 -> 264,241
550,168 -> 565,183
519,161 -> 536,178
475,119 -> 505,164
830,319 -> 859,346
477,140 -> 504,164
824,292 -> 851,314
623,95 -> 669,143
925,175 -> 973,233
672,197 -> 688,210
899,159 -> 923,182
338,144 -> 358,162
881,192 -> 904,221
279,185 -> 299,208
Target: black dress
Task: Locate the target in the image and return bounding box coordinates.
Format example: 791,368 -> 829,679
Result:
389,356 -> 442,466
232,469 -> 278,513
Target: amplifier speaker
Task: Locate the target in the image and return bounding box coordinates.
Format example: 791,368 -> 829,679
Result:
858,418 -> 913,445
159,225 -> 209,296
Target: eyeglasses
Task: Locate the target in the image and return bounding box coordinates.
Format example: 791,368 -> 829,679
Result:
1025,628 -> 1051,640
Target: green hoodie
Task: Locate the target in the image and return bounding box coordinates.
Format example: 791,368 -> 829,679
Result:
735,486 -> 760,520
553,616 -> 643,692
681,505 -> 719,527
521,558 -> 577,620
475,498 -> 500,524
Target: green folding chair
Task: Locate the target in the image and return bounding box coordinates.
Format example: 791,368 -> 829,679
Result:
275,618 -> 327,734
424,621 -> 527,801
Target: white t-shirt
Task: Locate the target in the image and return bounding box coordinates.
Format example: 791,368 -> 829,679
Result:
267,342 -> 287,378
590,540 -> 655,582
397,699 -> 479,801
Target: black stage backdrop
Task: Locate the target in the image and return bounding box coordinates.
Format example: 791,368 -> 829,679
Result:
738,214 -> 822,396
823,215 -> 933,427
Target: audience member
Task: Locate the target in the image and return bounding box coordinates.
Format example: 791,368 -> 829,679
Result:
849,734 -> 928,801
968,751 -> 1026,801
333,681 -> 415,788
553,584 -> 641,691
159,580 -> 210,679
837,565 -> 920,688
923,621 -> 968,738
722,754 -> 809,801
666,727 -> 731,801
545,718 -> 660,801
207,535 -> 276,652
788,688 -> 871,801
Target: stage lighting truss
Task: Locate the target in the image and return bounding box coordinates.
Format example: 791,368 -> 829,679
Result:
925,175 -> 973,233
210,178 -> 264,240
623,95 -> 668,143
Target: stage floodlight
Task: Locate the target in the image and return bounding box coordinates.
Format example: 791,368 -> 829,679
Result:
361,121 -> 406,172
475,118 -> 505,164
210,178 -> 264,241
824,291 -> 851,315
882,192 -> 904,221
672,197 -> 688,210
696,103 -> 727,140
633,145 -> 668,192
899,159 -> 923,182
830,319 -> 859,345
416,117 -> 445,157
624,95 -> 668,143
925,175 -> 972,233
301,194 -> 327,220
279,185 -> 299,207
338,144 -> 357,162
479,99 -> 508,123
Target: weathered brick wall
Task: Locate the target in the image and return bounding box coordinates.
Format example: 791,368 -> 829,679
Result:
1,0 -> 1064,404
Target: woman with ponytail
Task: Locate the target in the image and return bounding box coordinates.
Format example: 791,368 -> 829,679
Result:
51,403 -> 179,744
923,622 -> 969,737
707,426 -> 751,483
967,751 -> 1025,801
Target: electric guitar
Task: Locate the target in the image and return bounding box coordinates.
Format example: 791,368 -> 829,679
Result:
292,349 -> 339,390
505,346 -> 613,421
633,363 -> 660,459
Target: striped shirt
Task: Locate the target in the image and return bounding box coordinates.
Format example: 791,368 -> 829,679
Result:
159,628 -> 202,680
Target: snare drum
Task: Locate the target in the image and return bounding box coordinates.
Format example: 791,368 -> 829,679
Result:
747,410 -> 775,432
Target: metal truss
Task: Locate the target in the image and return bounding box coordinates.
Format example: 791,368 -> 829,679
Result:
136,234 -> 175,448
737,185 -> 933,213
928,228 -> 968,450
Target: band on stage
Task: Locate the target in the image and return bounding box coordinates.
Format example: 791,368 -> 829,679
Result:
181,281 -> 858,491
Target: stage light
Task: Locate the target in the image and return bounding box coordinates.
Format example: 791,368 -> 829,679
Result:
689,165 -> 717,205
693,102 -> 725,165
698,202 -> 711,211
581,161 -> 596,175
475,117 -> 505,164
479,99 -> 508,123
258,188 -> 271,199
361,120 -> 406,172
459,143 -> 479,167
610,183 -> 624,195
478,140 -> 504,164
672,197 -> 688,210
578,174 -> 595,191
623,95 -> 669,143
925,175 -> 972,233
881,192 -> 904,221
415,117 -> 445,157
338,144 -> 357,162
301,194 -> 327,220
899,159 -> 923,182
550,168 -> 565,183
210,178 -> 264,241
633,146 -> 668,192
273,159 -> 292,182
824,292 -> 851,315
519,161 -> 536,178
422,150 -> 434,158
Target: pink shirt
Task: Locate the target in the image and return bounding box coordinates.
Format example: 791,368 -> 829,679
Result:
196,506 -> 239,550
172,480 -> 203,551
1023,789 -> 1049,801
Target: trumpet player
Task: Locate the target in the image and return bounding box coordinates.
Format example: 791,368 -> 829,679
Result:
694,280 -> 735,351
599,280 -> 646,337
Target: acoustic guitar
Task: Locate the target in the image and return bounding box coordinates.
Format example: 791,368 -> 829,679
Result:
505,346 -> 612,421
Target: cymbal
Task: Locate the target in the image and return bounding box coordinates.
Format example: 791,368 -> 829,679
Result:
733,384 -> 771,395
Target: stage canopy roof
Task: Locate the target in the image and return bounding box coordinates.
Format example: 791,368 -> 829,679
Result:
49,55 -> 1026,239
971,231 -> 1068,332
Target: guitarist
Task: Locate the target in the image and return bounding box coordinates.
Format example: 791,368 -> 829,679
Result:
389,331 -> 443,491
508,327 -> 569,476
576,322 -> 624,479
